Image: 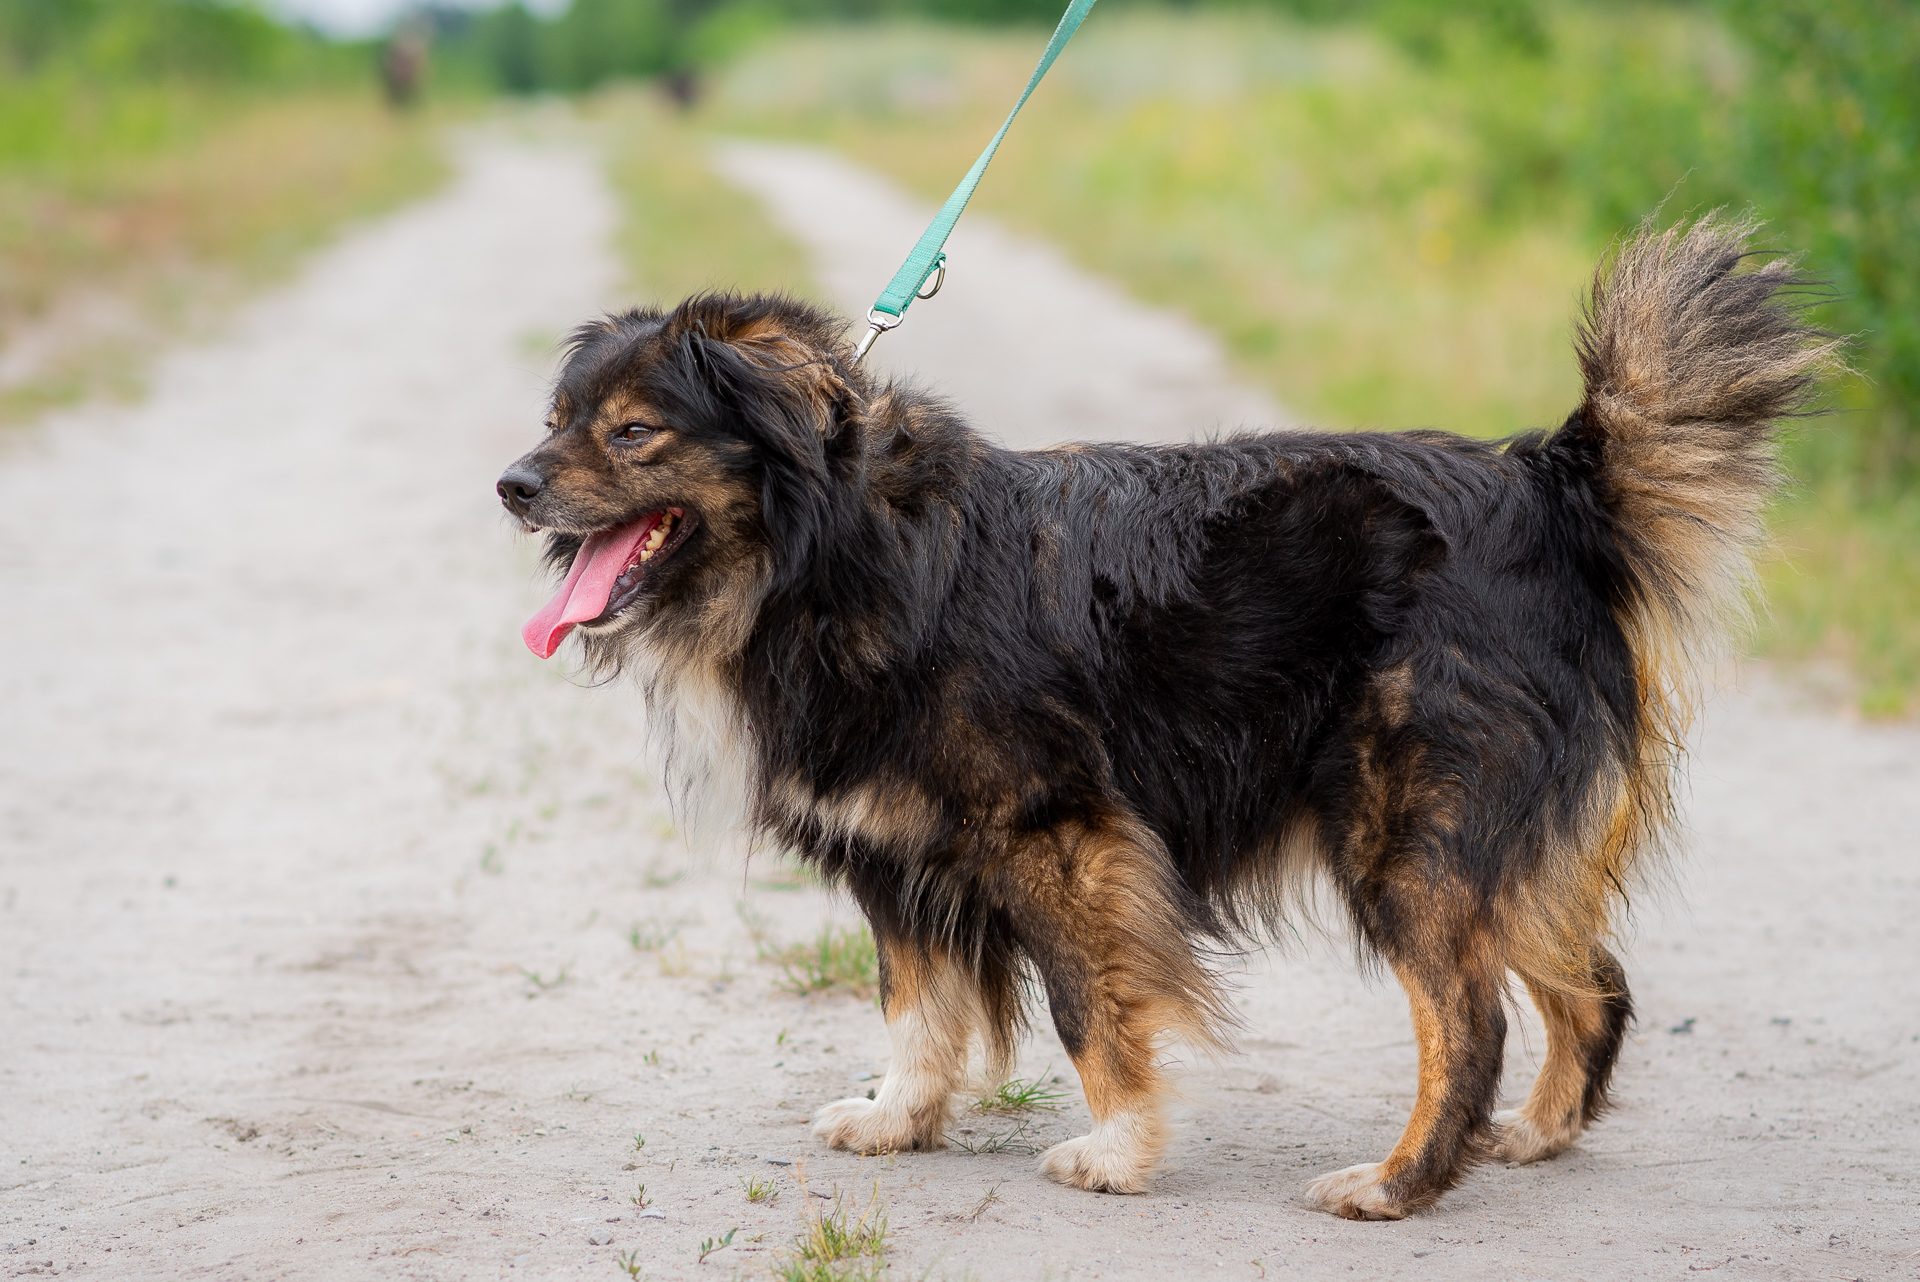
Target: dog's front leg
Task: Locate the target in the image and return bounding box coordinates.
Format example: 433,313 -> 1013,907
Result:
812,940 -> 979,1154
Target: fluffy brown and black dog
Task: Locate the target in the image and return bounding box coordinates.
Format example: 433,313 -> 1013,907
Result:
496,216 -> 1834,1219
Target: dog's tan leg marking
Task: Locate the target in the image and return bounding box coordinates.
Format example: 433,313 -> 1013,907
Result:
1492,978 -> 1597,1163
812,944 -> 979,1155
1492,949 -> 1631,1163
1015,815 -> 1233,1195
1304,942 -> 1506,1221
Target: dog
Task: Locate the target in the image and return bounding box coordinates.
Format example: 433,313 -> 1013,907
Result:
496,215 -> 1833,1219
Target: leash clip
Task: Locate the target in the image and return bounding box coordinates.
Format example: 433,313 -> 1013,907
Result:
853,255 -> 947,366
852,307 -> 904,365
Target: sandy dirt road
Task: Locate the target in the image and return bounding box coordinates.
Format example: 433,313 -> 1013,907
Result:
3,129 -> 1917,1282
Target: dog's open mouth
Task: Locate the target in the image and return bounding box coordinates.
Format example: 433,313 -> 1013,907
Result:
521,507 -> 692,658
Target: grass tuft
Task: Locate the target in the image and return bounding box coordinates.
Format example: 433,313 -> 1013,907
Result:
769,924 -> 880,999
627,917 -> 684,952
970,1072 -> 1067,1115
774,1171 -> 889,1280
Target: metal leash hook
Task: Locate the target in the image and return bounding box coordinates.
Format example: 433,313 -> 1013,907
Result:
852,309 -> 901,364
852,255 -> 946,365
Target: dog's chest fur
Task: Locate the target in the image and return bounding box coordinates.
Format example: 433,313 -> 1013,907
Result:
634,637 -> 759,841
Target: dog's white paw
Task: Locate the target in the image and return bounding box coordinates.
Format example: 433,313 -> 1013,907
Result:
811,1096 -> 935,1155
1490,1108 -> 1573,1164
1037,1128 -> 1154,1194
1302,1163 -> 1405,1221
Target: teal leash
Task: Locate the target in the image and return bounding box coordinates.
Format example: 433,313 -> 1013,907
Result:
851,0 -> 1099,364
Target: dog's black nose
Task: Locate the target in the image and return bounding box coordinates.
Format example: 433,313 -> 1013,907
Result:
497,465 -> 544,515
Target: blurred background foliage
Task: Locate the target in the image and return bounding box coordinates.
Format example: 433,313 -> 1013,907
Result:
0,0 -> 444,418
3,0 -> 1915,712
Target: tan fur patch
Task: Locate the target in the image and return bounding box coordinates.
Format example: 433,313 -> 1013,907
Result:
1497,977 -> 1604,1159
766,774 -> 946,855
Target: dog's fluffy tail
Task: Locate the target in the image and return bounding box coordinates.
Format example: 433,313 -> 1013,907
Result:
1553,213 -> 1841,706
1526,213 -> 1842,961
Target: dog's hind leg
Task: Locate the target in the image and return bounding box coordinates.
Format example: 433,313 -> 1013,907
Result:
1304,902 -> 1509,1220
813,940 -> 982,1155
1004,813 -> 1233,1195
1492,948 -> 1633,1163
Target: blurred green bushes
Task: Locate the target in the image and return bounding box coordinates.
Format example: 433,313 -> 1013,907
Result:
0,0 -> 445,422
0,0 -> 383,171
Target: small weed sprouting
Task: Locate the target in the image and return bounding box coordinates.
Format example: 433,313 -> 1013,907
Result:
518,964 -> 570,992
770,924 -> 879,999
964,1182 -> 1003,1222
947,1120 -> 1041,1155
971,1072 -> 1067,1115
642,1049 -> 661,1067
630,1184 -> 651,1209
696,1227 -> 738,1263
628,917 -> 684,952
479,843 -> 503,874
741,1174 -> 778,1203
614,1247 -> 645,1277
776,1027 -> 790,1046
565,1082 -> 593,1102
632,1131 -> 646,1152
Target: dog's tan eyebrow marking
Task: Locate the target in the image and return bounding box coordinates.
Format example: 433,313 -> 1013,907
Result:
591,390 -> 668,432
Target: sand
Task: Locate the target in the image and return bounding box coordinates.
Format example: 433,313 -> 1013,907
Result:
3,127 -> 1916,1282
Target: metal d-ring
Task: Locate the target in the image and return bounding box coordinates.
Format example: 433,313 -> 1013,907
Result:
916,255 -> 947,300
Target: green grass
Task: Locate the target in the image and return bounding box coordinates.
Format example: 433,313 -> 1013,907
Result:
769,924 -> 881,999
971,1072 -> 1067,1115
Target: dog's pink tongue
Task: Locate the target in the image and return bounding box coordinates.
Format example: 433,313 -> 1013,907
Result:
521,514 -> 661,659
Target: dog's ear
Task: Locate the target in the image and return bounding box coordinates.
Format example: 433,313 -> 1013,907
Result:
673,317 -> 856,588
726,317 -> 856,435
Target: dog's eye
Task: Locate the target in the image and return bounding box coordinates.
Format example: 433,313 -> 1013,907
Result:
613,422 -> 656,444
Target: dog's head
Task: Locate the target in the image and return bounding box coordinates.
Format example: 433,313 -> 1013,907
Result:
499,293 -> 862,663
